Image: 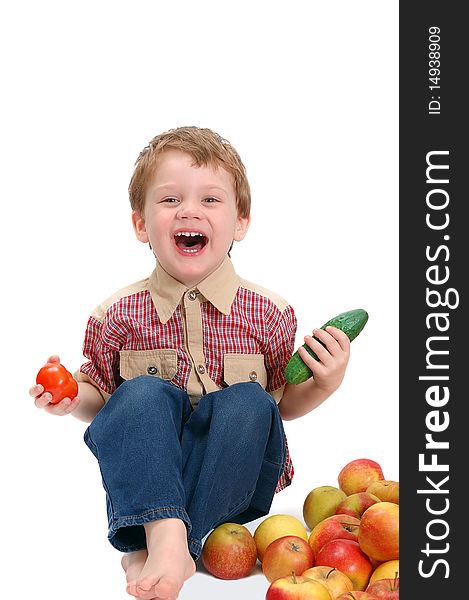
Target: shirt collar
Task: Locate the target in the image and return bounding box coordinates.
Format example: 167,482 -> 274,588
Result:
148,256 -> 240,324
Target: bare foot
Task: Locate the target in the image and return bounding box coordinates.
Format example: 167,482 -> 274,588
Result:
121,550 -> 148,597
136,518 -> 196,600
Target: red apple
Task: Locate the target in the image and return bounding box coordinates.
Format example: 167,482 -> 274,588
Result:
302,566 -> 353,599
338,459 -> 385,495
335,493 -> 381,520
358,502 -> 399,562
308,514 -> 361,560
266,573 -> 333,600
366,576 -> 399,599
254,514 -> 309,562
336,593 -> 379,600
201,522 -> 257,579
263,535 -> 314,582
366,481 -> 399,505
316,539 -> 373,591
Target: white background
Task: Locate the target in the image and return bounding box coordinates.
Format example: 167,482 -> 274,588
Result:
1,1 -> 398,598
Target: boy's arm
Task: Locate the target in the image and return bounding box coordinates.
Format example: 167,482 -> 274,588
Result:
277,326 -> 350,421
278,380 -> 333,421
72,381 -> 106,423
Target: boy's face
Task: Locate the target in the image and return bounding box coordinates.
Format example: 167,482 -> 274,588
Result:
132,150 -> 250,287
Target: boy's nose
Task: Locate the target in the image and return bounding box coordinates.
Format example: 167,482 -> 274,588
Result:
176,199 -> 203,219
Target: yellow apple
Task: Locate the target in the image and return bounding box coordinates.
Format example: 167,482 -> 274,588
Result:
336,593 -> 379,600
254,514 -> 308,562
366,480 -> 399,505
368,559 -> 399,585
302,566 -> 353,599
303,486 -> 347,530
266,574 -> 333,600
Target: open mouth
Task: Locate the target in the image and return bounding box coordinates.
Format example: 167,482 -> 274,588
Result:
174,231 -> 208,254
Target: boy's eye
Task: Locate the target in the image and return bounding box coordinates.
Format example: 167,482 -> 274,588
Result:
162,197 -> 179,203
203,196 -> 219,203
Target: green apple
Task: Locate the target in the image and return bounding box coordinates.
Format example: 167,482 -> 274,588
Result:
303,486 -> 347,530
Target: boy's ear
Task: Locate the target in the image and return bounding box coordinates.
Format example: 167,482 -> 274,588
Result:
132,211 -> 149,243
233,215 -> 250,242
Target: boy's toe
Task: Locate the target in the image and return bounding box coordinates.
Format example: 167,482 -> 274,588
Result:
126,580 -> 140,597
135,584 -> 159,600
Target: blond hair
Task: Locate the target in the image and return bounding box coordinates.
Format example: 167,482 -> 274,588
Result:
129,126 -> 251,218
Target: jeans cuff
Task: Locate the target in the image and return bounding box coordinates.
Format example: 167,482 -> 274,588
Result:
188,536 -> 203,560
108,505 -> 192,553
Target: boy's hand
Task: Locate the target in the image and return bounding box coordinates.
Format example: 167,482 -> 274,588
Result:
297,326 -> 350,394
29,355 -> 81,416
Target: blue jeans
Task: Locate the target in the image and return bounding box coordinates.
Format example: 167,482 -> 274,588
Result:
83,376 -> 287,560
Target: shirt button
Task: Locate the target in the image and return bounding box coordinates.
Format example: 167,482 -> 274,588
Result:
249,371 -> 258,381
188,290 -> 197,300
147,365 -> 158,375
197,364 -> 206,374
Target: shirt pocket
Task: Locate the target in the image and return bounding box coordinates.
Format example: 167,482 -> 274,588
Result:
119,349 -> 178,381
223,353 -> 268,389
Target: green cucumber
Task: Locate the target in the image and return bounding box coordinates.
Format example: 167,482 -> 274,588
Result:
284,308 -> 369,385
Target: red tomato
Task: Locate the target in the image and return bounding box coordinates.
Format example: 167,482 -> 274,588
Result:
36,362 -> 78,404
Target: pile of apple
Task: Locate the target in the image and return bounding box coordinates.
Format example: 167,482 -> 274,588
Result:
201,458 -> 399,599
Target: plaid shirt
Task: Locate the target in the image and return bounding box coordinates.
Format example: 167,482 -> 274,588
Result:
76,257 -> 297,492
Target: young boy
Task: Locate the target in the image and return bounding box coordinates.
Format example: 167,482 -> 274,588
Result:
30,126 -> 350,600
